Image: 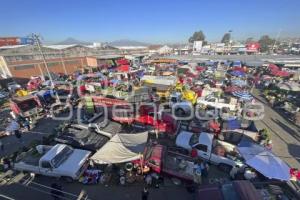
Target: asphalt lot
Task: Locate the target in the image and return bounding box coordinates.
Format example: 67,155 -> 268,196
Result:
166,54 -> 300,66
1,86 -> 300,199
252,88 -> 300,168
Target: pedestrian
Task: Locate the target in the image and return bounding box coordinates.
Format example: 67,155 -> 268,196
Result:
230,165 -> 239,179
141,187 -> 149,200
0,140 -> 4,151
201,161 -> 209,178
23,118 -> 30,131
145,174 -> 152,186
14,129 -> 23,143
191,148 -> 197,158
6,118 -> 22,143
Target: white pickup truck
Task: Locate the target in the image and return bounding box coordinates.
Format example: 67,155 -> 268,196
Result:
13,144 -> 91,182
197,94 -> 237,111
175,131 -> 244,172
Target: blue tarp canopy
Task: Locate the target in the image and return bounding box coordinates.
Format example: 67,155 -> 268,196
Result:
246,121 -> 258,132
223,119 -> 241,130
231,79 -> 247,87
230,70 -> 246,77
232,91 -> 253,101
237,141 -> 290,181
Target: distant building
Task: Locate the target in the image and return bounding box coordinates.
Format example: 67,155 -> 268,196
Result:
0,44 -> 123,80
148,45 -> 163,54
246,42 -> 260,54
157,45 -> 173,54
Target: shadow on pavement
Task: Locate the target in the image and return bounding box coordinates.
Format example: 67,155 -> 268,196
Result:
288,143 -> 300,166
270,118 -> 300,143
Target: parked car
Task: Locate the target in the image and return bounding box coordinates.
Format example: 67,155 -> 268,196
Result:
140,144 -> 196,183
13,144 -> 91,182
55,124 -> 110,152
176,131 -> 244,172
7,81 -> 21,92
197,94 -> 237,111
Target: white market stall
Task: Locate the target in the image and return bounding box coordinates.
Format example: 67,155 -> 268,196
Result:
91,131 -> 148,164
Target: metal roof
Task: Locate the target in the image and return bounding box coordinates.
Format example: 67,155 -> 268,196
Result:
44,44 -> 88,50
0,44 -> 29,49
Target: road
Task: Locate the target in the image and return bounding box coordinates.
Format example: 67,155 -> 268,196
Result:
0,117 -> 63,158
165,54 -> 300,66
1,87 -> 300,199
0,173 -> 195,200
252,88 -> 300,168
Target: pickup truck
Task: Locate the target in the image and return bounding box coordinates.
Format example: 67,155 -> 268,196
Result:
55,124 -> 110,152
176,131 -> 244,172
197,94 -> 237,111
13,144 -> 91,182
136,144 -> 196,182
10,95 -> 43,120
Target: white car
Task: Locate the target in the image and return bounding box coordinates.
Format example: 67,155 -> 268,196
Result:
14,144 -> 91,181
176,131 -> 243,171
197,95 -> 237,111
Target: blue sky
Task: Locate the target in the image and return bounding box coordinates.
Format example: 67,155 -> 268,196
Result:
1,0 -> 300,43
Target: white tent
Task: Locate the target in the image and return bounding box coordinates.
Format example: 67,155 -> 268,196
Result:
238,141 -> 290,181
91,132 -> 148,164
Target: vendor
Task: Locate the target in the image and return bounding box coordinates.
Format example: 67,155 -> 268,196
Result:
258,128 -> 271,145
244,169 -> 257,180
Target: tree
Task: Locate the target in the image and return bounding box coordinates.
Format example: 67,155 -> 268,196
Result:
189,31 -> 206,44
258,35 -> 275,52
221,33 -> 231,44
245,37 -> 254,43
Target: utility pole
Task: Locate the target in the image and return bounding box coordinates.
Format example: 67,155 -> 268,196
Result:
272,29 -> 282,54
32,34 -> 60,103
60,49 -> 68,75
32,33 -> 54,86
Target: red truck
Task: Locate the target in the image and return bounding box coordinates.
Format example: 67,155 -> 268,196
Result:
135,144 -> 195,182
27,77 -> 42,91
10,95 -> 43,120
90,97 -> 179,136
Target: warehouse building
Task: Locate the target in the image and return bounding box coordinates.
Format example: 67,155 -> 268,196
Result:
0,44 -> 121,80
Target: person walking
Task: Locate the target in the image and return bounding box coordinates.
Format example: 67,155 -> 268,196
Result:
141,187 -> 149,200
6,118 -> 22,143
0,140 -> 4,151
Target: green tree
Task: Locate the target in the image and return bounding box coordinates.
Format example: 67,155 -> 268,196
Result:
258,35 -> 275,52
189,31 -> 206,44
245,37 -> 254,43
221,33 -> 231,44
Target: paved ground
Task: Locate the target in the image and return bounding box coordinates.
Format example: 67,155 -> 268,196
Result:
166,54 -> 300,66
252,88 -> 300,168
0,117 -> 63,158
1,88 -> 300,199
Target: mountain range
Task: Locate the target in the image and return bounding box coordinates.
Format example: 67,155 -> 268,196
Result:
55,37 -> 92,45
55,38 -> 151,47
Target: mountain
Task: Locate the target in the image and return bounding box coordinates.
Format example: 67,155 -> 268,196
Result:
56,37 -> 92,45
109,39 -> 150,47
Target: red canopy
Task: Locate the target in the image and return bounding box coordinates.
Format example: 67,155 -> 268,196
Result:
117,59 -> 130,65
274,70 -> 290,77
117,65 -> 130,72
268,63 -> 290,77
196,66 -> 206,72
268,63 -> 280,72
232,67 -> 245,72
225,85 -> 242,93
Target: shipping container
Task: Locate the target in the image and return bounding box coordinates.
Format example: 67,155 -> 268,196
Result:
20,37 -> 34,45
0,37 -> 19,47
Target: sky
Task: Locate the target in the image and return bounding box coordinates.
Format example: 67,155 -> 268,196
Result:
1,0 -> 300,44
